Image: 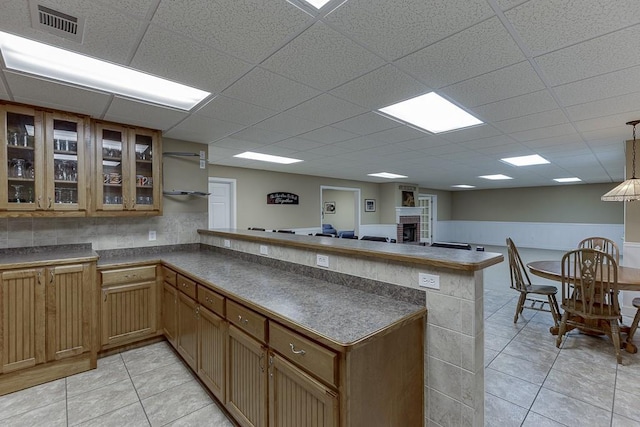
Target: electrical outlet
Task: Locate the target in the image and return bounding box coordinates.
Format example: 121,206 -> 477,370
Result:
148,230 -> 156,241
224,239 -> 231,248
259,245 -> 269,255
316,254 -> 329,268
419,273 -> 440,290
200,151 -> 206,169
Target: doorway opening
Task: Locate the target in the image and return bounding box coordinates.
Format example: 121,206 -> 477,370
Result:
320,186 -> 360,237
208,177 -> 236,229
418,194 -> 436,244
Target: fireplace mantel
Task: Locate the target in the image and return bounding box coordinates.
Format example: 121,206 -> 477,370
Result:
396,207 -> 422,223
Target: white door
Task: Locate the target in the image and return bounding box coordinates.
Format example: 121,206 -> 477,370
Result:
418,195 -> 433,244
208,181 -> 232,229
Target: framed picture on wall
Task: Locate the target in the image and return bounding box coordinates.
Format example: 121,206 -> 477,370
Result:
324,201 -> 336,214
365,199 -> 376,212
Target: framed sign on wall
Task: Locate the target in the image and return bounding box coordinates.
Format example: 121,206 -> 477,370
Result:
324,201 -> 336,214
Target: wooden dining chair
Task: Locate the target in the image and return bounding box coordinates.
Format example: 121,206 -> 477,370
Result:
556,248 -> 622,363
624,297 -> 640,353
506,238 -> 560,327
578,237 -> 619,264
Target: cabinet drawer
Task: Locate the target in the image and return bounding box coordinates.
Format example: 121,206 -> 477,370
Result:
161,266 -> 176,286
101,265 -> 156,286
197,285 -> 224,317
269,322 -> 337,388
226,300 -> 266,343
177,274 -> 197,299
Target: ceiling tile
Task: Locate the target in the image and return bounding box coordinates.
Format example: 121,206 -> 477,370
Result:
440,125 -> 502,143
4,72 -> 111,118
212,137 -> 263,151
332,112 -> 400,135
228,127 -> 289,144
131,25 -> 251,94
536,24 -> 640,86
261,22 -> 385,91
495,0 -> 528,11
565,92 -> 640,122
474,90 -> 559,122
164,114 -> 245,143
96,0 -> 157,18
271,137 -> 327,151
509,123 -> 577,142
460,135 -> 516,149
553,65 -> 640,107
330,136 -> 388,151
297,126 -> 359,144
254,113 -> 323,136
495,109 -> 569,134
0,0 -> 142,64
222,68 -> 320,111
330,65 -> 430,109
152,0 -> 312,63
395,17 -> 525,89
196,96 -> 277,125
441,61 -> 545,108
368,126 -> 428,144
324,0 -> 493,60
286,94 -> 367,125
207,145 -> 242,162
573,114 -> 640,133
104,97 -> 189,131
505,0 -> 640,55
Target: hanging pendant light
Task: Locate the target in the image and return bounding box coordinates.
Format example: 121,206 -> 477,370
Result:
601,120 -> 640,201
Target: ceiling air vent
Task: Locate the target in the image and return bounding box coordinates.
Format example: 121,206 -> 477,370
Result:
29,2 -> 85,43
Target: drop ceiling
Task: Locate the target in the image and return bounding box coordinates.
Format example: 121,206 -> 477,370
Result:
1,0 -> 639,191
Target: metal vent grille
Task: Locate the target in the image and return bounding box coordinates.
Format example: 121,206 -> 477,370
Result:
29,1 -> 85,43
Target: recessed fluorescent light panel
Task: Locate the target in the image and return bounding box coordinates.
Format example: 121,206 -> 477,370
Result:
378,92 -> 483,133
0,31 -> 210,110
501,154 -> 550,167
367,172 -> 409,179
554,177 -> 582,183
234,151 -> 302,164
452,185 -> 476,189
304,0 -> 332,8
479,174 -> 512,180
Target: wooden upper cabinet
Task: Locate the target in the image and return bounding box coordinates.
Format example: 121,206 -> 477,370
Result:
0,102 -> 89,216
93,121 -> 161,216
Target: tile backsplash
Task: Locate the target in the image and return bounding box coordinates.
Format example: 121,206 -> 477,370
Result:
1,212 -> 207,250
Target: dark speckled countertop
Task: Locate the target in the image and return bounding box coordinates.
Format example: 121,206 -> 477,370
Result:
0,244 -> 98,269
97,245 -> 424,349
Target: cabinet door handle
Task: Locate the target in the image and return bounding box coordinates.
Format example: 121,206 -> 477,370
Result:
195,306 -> 200,319
289,343 -> 306,356
259,353 -> 265,373
103,290 -> 107,302
122,197 -> 127,209
238,315 -> 249,325
47,197 -> 52,209
36,196 -> 42,209
269,355 -> 274,378
37,270 -> 42,285
49,270 -> 55,284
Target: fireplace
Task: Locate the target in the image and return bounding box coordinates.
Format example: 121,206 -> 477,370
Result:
396,208 -> 420,243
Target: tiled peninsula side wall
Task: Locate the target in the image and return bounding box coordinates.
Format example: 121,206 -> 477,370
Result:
200,233 -> 484,427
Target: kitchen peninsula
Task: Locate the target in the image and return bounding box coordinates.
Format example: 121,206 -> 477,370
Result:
199,229 -> 503,427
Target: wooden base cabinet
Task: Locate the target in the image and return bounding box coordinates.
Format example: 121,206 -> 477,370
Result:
197,305 -> 226,402
100,265 -> 159,349
0,268 -> 46,373
162,281 -> 178,347
226,325 -> 268,427
177,291 -> 198,370
47,264 -> 93,361
0,261 -> 97,396
269,353 -> 338,427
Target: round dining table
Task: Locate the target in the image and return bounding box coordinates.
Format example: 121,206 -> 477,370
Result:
527,260 -> 640,353
527,260 -> 640,291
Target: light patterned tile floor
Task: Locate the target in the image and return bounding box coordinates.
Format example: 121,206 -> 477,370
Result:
484,288 -> 640,427
0,342 -> 235,427
3,281 -> 640,426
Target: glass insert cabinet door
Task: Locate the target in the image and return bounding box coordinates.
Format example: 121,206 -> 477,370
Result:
94,122 -> 160,212
95,122 -> 125,210
1,104 -> 43,211
47,112 -> 87,211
